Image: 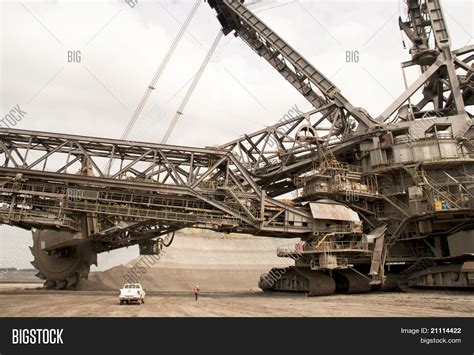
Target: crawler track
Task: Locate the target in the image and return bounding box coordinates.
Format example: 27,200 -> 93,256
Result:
398,254 -> 474,291
259,267 -> 372,296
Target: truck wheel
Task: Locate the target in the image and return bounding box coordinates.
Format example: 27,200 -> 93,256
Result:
120,300 -> 123,305
141,298 -> 145,304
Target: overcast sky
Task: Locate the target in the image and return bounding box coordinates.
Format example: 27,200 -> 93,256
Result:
0,0 -> 472,270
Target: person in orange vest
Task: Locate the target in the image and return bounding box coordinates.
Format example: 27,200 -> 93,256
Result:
194,285 -> 200,301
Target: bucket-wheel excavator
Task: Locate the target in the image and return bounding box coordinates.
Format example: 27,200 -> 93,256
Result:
0,0 -> 473,294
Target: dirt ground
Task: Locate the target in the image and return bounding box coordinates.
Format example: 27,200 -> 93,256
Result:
0,284 -> 472,317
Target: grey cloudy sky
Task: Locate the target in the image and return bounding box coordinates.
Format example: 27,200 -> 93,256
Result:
0,0 -> 472,270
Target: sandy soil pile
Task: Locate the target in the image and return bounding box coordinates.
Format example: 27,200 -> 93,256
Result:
84,229 -> 297,292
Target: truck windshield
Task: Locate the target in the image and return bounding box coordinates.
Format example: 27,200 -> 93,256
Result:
124,284 -> 140,289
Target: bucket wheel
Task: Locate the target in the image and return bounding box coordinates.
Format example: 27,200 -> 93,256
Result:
30,229 -> 97,289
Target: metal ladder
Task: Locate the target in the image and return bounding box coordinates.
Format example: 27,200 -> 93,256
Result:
425,0 -> 450,50
218,0 -> 377,128
420,172 -> 460,209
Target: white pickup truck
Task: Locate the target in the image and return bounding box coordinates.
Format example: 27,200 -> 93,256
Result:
119,283 -> 146,305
